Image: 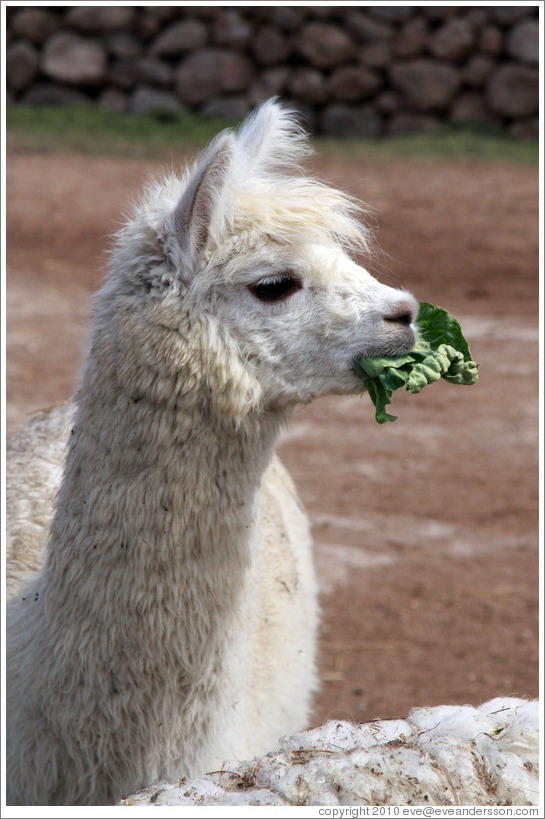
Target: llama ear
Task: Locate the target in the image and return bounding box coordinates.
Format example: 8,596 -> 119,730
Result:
236,98 -> 310,176
172,131 -> 234,266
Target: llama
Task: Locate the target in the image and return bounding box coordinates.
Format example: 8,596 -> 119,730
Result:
6,100 -> 417,806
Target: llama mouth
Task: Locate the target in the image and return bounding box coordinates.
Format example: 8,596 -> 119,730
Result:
354,335 -> 416,363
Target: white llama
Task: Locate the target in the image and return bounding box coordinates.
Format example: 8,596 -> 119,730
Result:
6,100 -> 417,806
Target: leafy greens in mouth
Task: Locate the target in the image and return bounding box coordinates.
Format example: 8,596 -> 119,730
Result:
355,301 -> 479,424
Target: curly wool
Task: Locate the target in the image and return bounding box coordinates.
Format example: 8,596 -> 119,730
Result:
124,698 -> 539,807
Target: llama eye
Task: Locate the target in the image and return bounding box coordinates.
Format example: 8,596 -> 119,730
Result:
249,276 -> 302,302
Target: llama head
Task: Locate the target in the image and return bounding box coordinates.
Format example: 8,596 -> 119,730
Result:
104,100 -> 416,422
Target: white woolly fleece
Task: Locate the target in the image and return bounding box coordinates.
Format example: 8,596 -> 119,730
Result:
124,698 -> 540,807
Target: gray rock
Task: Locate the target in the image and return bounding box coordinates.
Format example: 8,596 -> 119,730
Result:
141,6 -> 178,23
346,11 -> 393,43
42,32 -> 107,86
252,26 -> 291,66
358,41 -> 392,69
298,22 -> 356,69
105,33 -> 142,60
98,88 -> 129,114
507,20 -> 539,65
130,86 -> 182,116
151,20 -> 208,57
463,55 -> 494,88
108,60 -> 138,91
430,18 -> 474,62
477,25 -> 503,56
6,41 -> 39,93
509,118 -> 539,140
11,8 -> 61,43
134,14 -> 161,42
175,49 -> 254,105
449,92 -> 489,123
260,66 -> 290,95
376,91 -> 400,115
320,103 -> 382,138
491,7 -> 534,26
22,82 -> 91,106
137,57 -> 173,88
486,64 -> 538,118
190,7 -> 220,21
66,6 -> 136,32
201,96 -> 250,120
421,6 -> 459,22
213,10 -> 253,49
394,17 -> 430,59
387,112 -> 438,136
248,68 -> 290,106
390,59 -> 461,112
369,7 -> 414,23
465,8 -> 489,31
267,7 -> 306,32
328,65 -> 381,103
288,68 -> 327,105
311,7 -> 345,22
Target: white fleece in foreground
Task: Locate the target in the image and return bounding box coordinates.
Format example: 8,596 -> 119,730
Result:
122,698 -> 539,806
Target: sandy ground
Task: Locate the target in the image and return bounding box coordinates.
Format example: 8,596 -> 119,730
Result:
6,147 -> 539,727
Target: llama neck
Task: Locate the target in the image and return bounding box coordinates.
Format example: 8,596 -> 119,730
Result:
45,358 -> 283,658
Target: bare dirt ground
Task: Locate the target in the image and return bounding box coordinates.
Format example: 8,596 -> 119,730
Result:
6,148 -> 539,728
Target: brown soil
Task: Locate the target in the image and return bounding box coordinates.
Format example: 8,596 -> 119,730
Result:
6,148 -> 539,727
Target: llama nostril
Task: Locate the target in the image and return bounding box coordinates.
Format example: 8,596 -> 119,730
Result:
384,305 -> 414,326
388,310 -> 412,326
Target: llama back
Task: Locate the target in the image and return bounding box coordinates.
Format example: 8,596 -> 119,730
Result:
6,403 -> 74,596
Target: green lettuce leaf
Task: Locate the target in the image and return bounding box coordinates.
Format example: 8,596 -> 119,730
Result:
355,302 -> 479,424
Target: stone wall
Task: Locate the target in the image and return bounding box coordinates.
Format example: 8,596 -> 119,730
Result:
6,5 -> 539,138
